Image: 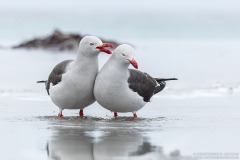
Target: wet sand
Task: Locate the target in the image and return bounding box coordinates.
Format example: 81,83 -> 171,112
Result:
0,44 -> 240,160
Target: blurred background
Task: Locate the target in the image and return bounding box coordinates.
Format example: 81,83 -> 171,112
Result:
1,0 -> 240,90
1,0 -> 240,42
0,0 -> 240,160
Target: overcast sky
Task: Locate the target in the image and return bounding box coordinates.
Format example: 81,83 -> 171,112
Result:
1,0 -> 240,13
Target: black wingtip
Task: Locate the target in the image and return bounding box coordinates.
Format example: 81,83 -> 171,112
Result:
46,142 -> 49,157
37,80 -> 47,83
155,78 -> 178,82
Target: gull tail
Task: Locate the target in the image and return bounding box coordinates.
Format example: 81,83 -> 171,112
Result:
155,78 -> 178,83
37,80 -> 48,88
37,80 -> 47,83
154,78 -> 178,94
37,80 -> 49,95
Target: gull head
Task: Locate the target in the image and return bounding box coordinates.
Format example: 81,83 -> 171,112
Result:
113,44 -> 138,69
79,36 -> 113,56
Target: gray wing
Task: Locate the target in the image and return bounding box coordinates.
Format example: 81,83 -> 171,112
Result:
46,60 -> 73,95
128,69 -> 166,102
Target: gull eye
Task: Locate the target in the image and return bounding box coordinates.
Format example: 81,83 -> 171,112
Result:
122,53 -> 126,56
90,43 -> 94,46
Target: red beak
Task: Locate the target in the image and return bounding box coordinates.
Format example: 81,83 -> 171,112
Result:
96,43 -> 113,54
128,57 -> 138,69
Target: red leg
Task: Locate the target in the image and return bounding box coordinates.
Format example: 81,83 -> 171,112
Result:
114,112 -> 118,117
133,113 -> 137,118
80,109 -> 84,117
58,109 -> 63,118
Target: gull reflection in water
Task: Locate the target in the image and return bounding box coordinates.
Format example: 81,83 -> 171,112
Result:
47,127 -> 192,160
93,129 -> 143,160
47,127 -> 94,160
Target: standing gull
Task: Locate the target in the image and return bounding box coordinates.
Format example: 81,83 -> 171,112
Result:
94,44 -> 177,118
38,36 -> 113,117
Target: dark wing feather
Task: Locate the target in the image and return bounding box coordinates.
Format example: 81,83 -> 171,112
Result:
154,78 -> 178,94
128,69 -> 164,102
154,81 -> 166,94
46,60 -> 73,95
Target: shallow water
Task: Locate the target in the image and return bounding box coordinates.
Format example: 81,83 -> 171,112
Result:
1,39 -> 240,159
1,94 -> 240,160
1,1 -> 240,158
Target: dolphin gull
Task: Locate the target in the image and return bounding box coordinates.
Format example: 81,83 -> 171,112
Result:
94,44 -> 177,118
37,36 -> 113,117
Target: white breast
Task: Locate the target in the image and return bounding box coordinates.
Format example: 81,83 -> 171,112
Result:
50,59 -> 98,110
94,64 -> 146,113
